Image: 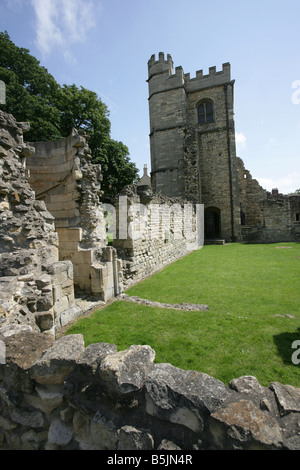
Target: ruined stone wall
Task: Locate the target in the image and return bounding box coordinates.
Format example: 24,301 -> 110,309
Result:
290,195 -> 300,239
26,129 -> 122,300
236,157 -> 300,243
27,130 -> 106,245
242,194 -> 300,243
112,187 -> 203,288
1,111 -> 300,452
0,112 -> 58,276
0,329 -> 299,450
237,157 -> 267,226
0,111 -> 81,335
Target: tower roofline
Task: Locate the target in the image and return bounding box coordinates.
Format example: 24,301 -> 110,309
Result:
148,53 -> 231,92
184,62 -> 231,92
148,52 -> 173,69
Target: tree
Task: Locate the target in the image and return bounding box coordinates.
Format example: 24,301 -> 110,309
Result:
0,31 -> 139,196
96,139 -> 139,197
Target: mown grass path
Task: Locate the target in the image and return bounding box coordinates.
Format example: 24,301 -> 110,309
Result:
67,243 -> 300,386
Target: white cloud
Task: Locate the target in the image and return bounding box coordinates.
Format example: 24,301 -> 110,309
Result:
256,172 -> 300,194
235,132 -> 247,151
31,0 -> 101,59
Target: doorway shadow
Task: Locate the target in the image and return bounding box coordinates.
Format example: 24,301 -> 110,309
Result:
273,327 -> 300,365
205,207 -> 221,239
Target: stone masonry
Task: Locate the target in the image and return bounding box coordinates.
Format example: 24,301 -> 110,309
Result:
0,109 -> 203,332
26,130 -> 123,300
0,330 -> 299,450
0,51 -> 300,450
0,111 -> 80,334
147,53 -> 300,243
112,185 -> 202,288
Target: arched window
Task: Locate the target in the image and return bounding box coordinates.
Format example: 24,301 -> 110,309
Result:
197,101 -> 214,124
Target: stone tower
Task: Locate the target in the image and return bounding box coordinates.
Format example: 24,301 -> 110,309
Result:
147,53 -> 241,242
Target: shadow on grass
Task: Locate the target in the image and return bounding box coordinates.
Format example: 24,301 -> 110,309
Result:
273,327 -> 300,365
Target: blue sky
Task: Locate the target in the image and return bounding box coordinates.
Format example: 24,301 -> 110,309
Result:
1,0 -> 300,194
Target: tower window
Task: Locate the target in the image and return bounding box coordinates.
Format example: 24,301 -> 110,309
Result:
296,213 -> 300,222
198,101 -> 214,124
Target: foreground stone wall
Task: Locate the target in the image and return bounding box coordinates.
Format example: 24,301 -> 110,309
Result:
0,329 -> 299,450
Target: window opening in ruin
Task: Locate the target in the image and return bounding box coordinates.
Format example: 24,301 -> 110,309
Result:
241,210 -> 246,225
296,213 -> 300,222
198,101 -> 214,124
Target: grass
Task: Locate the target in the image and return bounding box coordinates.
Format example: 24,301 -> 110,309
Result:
66,243 -> 300,387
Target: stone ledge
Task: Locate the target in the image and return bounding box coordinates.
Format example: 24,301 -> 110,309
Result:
1,330 -> 299,450
117,293 -> 209,311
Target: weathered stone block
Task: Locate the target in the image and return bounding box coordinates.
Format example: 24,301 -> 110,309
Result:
24,384 -> 64,414
269,382 -> 300,415
10,406 -> 46,428
29,334 -> 85,384
48,418 -> 73,447
56,227 -> 82,242
98,345 -> 155,394
35,311 -> 54,332
75,342 -> 118,375
90,411 -> 118,450
145,363 -> 231,433
21,430 -> 48,450
208,399 -> 283,450
117,425 -> 154,450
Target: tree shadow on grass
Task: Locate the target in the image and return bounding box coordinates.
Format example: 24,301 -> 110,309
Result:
273,327 -> 300,365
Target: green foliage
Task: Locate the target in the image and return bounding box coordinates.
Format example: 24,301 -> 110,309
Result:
95,139 -> 139,196
66,243 -> 300,387
0,31 -> 139,196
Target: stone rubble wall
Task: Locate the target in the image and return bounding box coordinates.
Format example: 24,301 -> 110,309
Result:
237,157 -> 300,243
26,129 -> 122,301
27,129 -> 106,244
0,111 -> 80,335
0,329 -> 299,450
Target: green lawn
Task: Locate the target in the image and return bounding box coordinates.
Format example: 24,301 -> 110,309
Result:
66,243 -> 300,387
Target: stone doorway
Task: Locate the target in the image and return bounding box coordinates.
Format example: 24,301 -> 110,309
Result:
204,207 -> 221,240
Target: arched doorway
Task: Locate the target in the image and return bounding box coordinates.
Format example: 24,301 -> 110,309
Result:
204,207 -> 221,240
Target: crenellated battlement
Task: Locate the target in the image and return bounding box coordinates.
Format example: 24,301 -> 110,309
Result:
148,52 -> 173,70
184,62 -> 230,82
148,53 -> 231,94
147,52 -> 175,82
147,54 -> 185,97
184,62 -> 231,92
